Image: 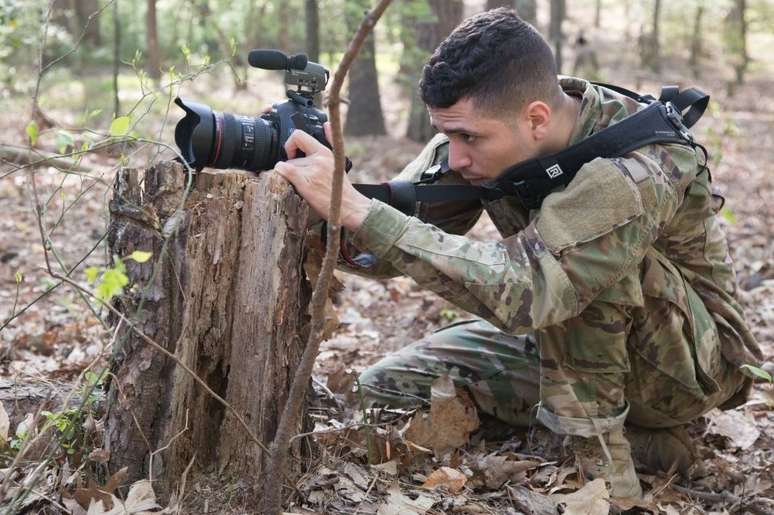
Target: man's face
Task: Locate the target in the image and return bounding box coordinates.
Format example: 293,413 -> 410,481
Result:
428,97 -> 539,185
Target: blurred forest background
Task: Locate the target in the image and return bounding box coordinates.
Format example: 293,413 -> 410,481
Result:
1,0 -> 772,146
1,0 -> 773,513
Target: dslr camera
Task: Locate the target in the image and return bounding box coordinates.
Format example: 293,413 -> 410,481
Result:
174,49 -> 330,172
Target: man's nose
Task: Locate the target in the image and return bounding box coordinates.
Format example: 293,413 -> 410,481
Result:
448,144 -> 471,171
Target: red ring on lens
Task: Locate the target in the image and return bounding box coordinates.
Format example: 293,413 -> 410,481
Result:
212,112 -> 224,164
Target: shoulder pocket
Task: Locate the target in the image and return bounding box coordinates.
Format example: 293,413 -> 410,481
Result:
536,158 -> 644,253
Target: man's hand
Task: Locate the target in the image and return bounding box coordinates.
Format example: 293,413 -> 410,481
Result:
273,123 -> 371,231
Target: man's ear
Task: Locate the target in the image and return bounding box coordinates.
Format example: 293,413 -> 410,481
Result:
524,100 -> 552,140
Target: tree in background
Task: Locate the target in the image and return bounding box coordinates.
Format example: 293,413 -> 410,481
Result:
146,0 -> 161,80
306,0 -> 320,62
344,1 -> 387,135
484,0 -> 536,27
549,0 -> 566,73
638,0 -> 662,72
405,0 -> 463,143
75,0 -> 102,45
515,0 -> 537,27
724,0 -> 749,87
689,2 -> 705,78
486,0 -> 512,10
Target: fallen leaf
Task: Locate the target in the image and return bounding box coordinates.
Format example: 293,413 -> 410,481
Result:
404,412 -> 434,449
376,483 -> 436,515
74,467 -> 128,510
0,403 -> 8,445
87,479 -> 160,515
403,375 -> 479,455
550,478 -> 609,515
422,467 -> 467,494
334,476 -> 367,503
472,454 -> 540,489
326,367 -> 357,396
341,462 -> 371,490
705,408 -> 760,449
371,460 -> 398,476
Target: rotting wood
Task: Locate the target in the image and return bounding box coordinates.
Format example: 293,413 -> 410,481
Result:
105,160 -> 312,502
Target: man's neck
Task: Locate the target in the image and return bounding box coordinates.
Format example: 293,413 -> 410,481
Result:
542,92 -> 582,154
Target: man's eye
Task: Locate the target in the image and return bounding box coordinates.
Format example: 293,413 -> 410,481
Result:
462,134 -> 476,143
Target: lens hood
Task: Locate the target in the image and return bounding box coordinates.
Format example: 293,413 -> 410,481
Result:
174,97 -> 215,169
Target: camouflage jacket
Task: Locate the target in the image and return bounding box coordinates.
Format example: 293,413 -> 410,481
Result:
348,77 -> 762,372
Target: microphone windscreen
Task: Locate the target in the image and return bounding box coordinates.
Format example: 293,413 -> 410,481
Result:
288,53 -> 309,70
248,49 -> 289,70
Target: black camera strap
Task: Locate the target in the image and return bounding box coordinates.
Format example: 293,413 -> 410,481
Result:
352,84 -> 709,214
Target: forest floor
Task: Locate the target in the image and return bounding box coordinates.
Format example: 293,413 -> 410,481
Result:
1,65 -> 773,513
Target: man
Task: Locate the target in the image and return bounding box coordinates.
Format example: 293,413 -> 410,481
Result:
274,9 -> 761,498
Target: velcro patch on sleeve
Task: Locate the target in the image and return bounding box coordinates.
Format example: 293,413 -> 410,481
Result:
536,158 -> 644,253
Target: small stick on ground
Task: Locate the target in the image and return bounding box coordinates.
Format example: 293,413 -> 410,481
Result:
672,484 -> 774,515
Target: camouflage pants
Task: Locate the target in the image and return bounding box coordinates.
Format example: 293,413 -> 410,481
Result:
358,303 -> 747,434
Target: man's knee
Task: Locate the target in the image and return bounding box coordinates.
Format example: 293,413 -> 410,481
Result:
357,360 -> 431,409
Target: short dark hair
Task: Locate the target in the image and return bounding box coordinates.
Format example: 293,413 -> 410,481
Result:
420,8 -> 560,115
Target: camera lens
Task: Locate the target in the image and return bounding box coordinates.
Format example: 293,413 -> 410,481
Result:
174,97 -> 279,172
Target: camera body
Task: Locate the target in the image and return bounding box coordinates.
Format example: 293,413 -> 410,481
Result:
174,50 -> 330,172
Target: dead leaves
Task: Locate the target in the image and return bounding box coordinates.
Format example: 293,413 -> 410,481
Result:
376,483 -> 436,515
550,478 -> 609,515
469,453 -> 540,489
0,402 -> 9,446
422,466 -> 467,493
705,408 -> 761,450
404,374 -> 479,455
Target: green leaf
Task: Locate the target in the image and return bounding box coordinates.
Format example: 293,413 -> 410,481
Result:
85,267 -> 100,283
741,364 -> 773,383
109,116 -> 132,137
96,266 -> 129,302
88,108 -> 102,119
128,250 -> 152,263
720,207 -> 737,225
26,120 -> 39,146
15,271 -> 23,284
55,130 -> 74,154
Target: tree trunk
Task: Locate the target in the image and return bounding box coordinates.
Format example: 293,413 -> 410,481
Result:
345,5 -> 386,136
514,0 -> 537,27
725,0 -> 749,85
146,0 -> 161,80
405,0 -> 463,143
105,162 -> 311,504
486,0 -> 512,10
594,0 -> 602,28
75,0 -> 101,45
306,0 -> 320,62
689,4 -> 704,78
549,0 -> 566,74
112,0 -> 120,117
278,0 -> 290,52
639,0 -> 661,72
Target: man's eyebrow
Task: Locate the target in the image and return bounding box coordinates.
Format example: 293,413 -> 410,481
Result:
430,123 -> 481,136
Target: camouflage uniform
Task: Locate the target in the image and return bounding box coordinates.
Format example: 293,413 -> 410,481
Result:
348,78 -> 762,439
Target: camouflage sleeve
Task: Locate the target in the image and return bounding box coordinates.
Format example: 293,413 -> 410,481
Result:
339,134 -> 484,279
351,146 -> 697,334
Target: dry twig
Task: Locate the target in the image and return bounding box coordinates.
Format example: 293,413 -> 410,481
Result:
259,1 -> 394,513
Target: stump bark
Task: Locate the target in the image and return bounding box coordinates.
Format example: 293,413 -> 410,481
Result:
105,161 -> 311,500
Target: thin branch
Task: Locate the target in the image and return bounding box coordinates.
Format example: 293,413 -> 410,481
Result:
0,145 -> 99,174
672,484 -> 774,515
260,1 -> 393,514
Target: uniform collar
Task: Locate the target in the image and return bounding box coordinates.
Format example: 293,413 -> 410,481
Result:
561,76 -> 602,147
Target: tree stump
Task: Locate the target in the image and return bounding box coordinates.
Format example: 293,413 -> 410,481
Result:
105,161 -> 311,502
